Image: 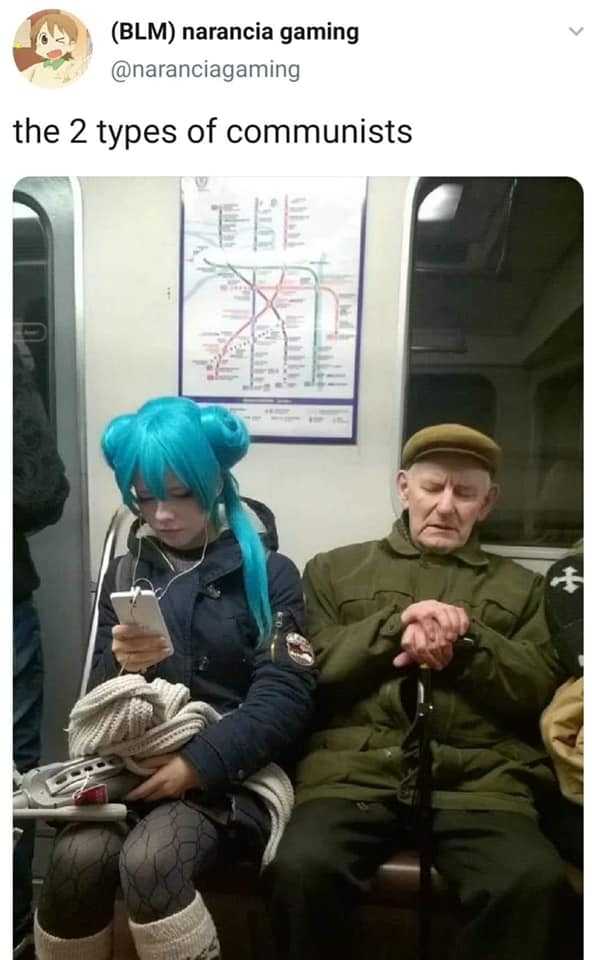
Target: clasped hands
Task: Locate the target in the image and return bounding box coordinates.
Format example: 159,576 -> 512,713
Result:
393,600 -> 470,671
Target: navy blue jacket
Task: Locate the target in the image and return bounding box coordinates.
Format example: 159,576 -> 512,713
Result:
90,499 -> 316,793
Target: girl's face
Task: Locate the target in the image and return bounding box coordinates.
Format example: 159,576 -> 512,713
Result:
134,473 -> 210,550
34,23 -> 75,60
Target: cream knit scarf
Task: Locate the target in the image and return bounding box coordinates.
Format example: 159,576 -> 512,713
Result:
67,675 -> 293,868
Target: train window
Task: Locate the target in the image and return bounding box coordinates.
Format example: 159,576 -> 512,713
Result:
13,198 -> 52,422
404,177 -> 583,547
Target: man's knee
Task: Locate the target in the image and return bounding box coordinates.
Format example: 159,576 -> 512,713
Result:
467,846 -> 566,909
267,829 -> 351,908
501,850 -> 565,899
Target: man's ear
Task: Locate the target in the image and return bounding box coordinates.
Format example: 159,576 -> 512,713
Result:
396,469 -> 410,507
478,483 -> 499,522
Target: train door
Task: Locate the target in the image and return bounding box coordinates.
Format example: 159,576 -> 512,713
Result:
13,177 -> 89,869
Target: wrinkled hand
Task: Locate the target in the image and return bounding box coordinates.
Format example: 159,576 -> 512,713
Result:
401,600 -> 470,641
112,624 -> 171,673
125,754 -> 200,802
393,621 -> 454,670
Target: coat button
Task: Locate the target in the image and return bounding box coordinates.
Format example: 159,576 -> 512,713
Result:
205,584 -> 221,599
237,769 -> 245,780
198,656 -> 210,672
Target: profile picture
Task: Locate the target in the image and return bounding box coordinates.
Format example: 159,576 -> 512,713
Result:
13,9 -> 91,88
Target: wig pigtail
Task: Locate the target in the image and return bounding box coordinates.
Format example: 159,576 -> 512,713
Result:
221,473 -> 272,644
101,414 -> 139,512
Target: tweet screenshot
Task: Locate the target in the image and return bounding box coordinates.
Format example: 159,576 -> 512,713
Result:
4,2 -> 586,959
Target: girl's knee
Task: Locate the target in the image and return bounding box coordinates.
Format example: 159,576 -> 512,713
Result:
50,822 -> 125,878
119,807 -> 196,923
119,806 -> 178,880
38,823 -> 124,937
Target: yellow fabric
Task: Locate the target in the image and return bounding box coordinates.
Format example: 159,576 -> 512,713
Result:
540,677 -> 583,805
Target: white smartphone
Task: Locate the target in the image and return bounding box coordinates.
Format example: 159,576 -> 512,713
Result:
110,589 -> 174,659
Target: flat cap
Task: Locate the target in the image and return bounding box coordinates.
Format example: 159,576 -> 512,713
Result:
401,423 -> 501,475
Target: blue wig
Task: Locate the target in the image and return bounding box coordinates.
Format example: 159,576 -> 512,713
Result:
101,396 -> 272,641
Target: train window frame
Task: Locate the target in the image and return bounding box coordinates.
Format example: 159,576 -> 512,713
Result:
394,177 -> 583,562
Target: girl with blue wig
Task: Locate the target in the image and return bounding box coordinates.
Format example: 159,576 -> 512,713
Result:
34,396 -> 316,960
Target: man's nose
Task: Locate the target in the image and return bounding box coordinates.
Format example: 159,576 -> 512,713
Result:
435,488 -> 455,513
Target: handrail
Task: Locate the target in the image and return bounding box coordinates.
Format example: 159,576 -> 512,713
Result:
78,505 -> 131,698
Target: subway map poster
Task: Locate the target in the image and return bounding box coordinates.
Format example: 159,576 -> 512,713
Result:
180,177 -> 366,442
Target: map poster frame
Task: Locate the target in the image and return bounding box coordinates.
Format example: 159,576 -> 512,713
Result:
179,177 -> 367,443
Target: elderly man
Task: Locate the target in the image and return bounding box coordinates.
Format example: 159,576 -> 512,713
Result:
267,424 -> 570,960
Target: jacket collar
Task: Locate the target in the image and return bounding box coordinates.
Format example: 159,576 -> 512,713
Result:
387,513 -> 490,568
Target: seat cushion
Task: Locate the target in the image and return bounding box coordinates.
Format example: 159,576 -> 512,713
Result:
365,850 -> 451,909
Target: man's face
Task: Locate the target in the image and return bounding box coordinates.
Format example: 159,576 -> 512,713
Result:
396,454 -> 498,553
34,23 -> 75,60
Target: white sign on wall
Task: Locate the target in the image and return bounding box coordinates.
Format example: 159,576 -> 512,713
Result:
180,177 -> 367,442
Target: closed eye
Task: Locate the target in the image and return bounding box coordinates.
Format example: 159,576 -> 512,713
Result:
136,489 -> 193,502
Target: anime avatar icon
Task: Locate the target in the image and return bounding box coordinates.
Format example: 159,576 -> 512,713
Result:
14,10 -> 91,88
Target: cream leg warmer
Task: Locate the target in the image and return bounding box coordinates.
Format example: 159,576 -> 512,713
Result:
128,892 -> 220,960
34,913 -> 113,960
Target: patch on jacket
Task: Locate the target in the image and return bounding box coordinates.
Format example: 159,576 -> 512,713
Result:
272,632 -> 315,669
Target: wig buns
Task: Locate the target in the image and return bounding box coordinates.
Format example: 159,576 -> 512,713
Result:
199,404 -> 250,471
101,413 -> 134,473
101,397 -> 251,499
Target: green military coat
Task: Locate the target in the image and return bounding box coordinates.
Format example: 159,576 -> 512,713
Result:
295,518 -> 566,818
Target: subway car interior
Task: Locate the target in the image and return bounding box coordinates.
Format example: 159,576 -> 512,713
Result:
12,177 -> 583,959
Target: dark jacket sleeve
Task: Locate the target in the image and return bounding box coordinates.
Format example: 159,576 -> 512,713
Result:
13,348 -> 69,534
543,555 -> 583,677
302,552 -> 402,708
88,559 -> 123,689
180,554 -> 317,791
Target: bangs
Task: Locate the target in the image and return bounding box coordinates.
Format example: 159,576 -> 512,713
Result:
130,419 -> 217,510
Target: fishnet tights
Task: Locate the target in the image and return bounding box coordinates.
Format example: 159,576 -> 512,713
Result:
37,802 -> 221,937
121,802 -> 220,923
37,821 -> 125,938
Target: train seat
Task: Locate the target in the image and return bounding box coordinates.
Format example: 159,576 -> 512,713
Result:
194,848 -> 451,906
110,852 -> 581,960
110,853 -> 454,960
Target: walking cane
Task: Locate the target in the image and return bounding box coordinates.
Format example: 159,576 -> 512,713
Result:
416,664 -> 434,960
415,637 -> 474,960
